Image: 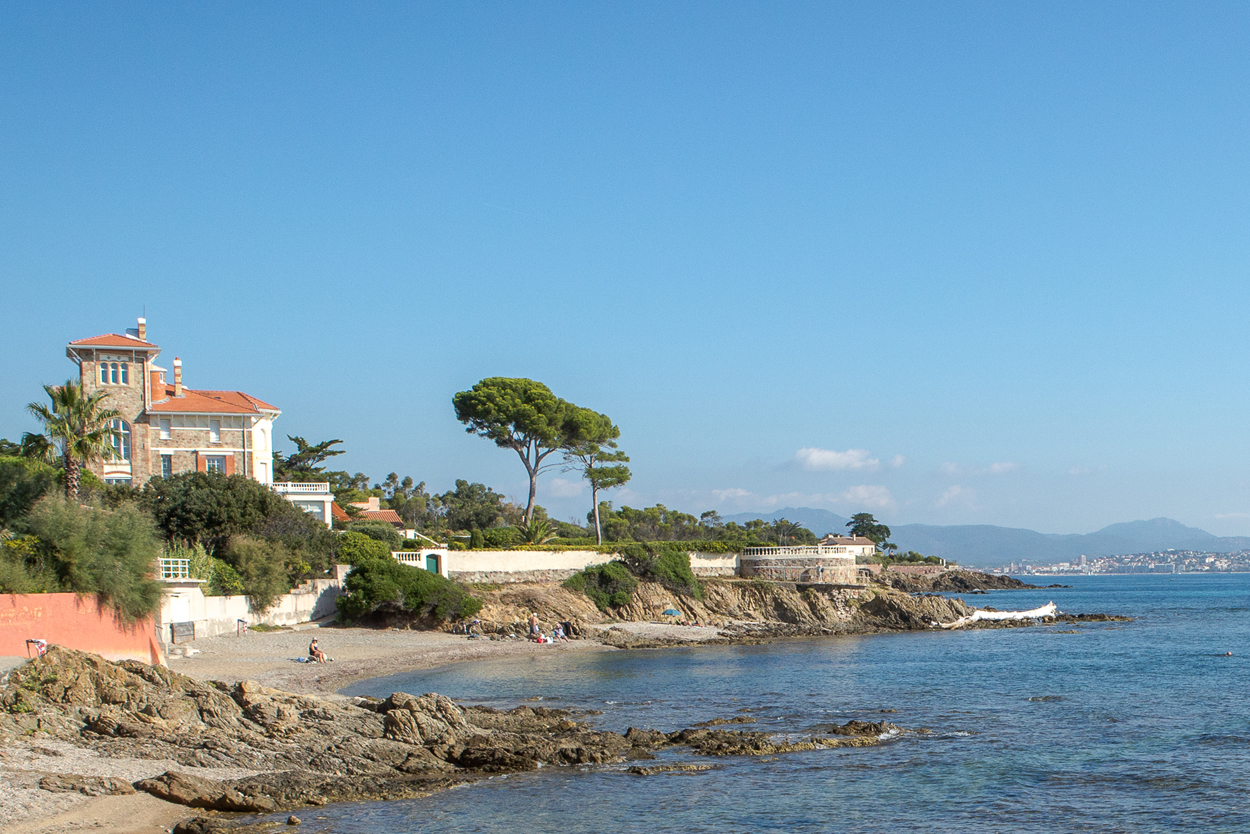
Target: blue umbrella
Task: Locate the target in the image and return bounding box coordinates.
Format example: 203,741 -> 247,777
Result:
663,608 -> 682,616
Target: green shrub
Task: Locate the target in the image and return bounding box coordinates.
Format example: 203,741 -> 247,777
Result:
483,526 -> 520,548
0,457 -> 56,530
617,544 -> 703,600
336,531 -> 391,564
21,497 -> 163,621
0,535 -> 52,594
336,558 -> 483,624
345,519 -> 403,551
469,529 -> 485,549
563,561 -> 638,611
222,536 -> 293,613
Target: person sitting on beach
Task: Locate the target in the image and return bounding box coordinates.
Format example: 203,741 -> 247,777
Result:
309,638 -> 327,663
552,623 -> 568,642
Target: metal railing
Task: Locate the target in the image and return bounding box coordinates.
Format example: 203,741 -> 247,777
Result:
271,482 -> 332,494
158,557 -> 191,580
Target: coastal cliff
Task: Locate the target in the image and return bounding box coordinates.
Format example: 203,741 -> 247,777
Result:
465,576 -> 979,640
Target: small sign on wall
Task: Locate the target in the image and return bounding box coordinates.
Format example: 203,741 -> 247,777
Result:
170,622 -> 195,644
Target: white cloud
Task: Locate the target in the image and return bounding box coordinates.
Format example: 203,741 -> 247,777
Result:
713,487 -> 753,502
545,477 -> 585,498
940,461 -> 1019,476
836,485 -> 896,511
890,455 -> 906,469
936,485 -> 977,509
793,447 -> 880,472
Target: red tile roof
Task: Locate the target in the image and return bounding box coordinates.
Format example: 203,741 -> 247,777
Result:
148,383 -> 280,415
363,509 -> 403,526
69,333 -> 158,349
331,502 -> 351,523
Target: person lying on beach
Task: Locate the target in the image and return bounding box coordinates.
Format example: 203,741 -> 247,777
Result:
309,638 -> 327,663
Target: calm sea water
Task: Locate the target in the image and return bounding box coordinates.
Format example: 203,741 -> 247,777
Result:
273,575 -> 1250,833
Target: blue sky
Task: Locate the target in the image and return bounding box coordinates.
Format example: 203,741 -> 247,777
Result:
3,2 -> 1250,535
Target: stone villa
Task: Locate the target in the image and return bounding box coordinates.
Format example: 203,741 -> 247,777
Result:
66,318 -> 280,487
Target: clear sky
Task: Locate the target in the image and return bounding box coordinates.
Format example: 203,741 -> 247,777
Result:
3,2 -> 1250,535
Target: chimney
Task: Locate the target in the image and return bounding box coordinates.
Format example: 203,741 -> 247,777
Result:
173,357 -> 183,397
137,317 -> 146,341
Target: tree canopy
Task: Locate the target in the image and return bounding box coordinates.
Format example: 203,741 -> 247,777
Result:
453,378 -> 614,524
562,408 -> 631,544
273,436 -> 345,482
846,512 -> 891,546
26,381 -> 121,500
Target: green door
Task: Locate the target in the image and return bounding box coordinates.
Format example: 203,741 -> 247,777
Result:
426,554 -> 439,573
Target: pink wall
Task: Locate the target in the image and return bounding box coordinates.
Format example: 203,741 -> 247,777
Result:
0,594 -> 164,666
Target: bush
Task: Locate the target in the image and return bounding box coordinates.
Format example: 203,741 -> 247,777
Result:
563,561 -> 638,611
336,531 -> 391,564
222,536 -> 292,614
336,558 -> 483,624
344,520 -> 403,551
0,457 -> 57,531
0,535 -> 53,593
483,526 -> 520,548
469,529 -> 485,549
617,544 -> 703,600
173,541 -> 244,597
21,496 -> 163,621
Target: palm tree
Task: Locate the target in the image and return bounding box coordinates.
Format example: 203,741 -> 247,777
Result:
26,380 -> 122,500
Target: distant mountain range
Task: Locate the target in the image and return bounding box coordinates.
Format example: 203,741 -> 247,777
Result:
722,507 -> 1250,568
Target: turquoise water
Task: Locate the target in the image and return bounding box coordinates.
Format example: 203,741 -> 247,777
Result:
305,576 -> 1250,832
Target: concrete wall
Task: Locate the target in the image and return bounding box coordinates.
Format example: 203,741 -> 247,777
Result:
0,593 -> 164,665
689,551 -> 738,576
156,570 -> 348,645
445,549 -> 614,584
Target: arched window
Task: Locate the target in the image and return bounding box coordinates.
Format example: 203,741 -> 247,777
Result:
109,419 -> 131,461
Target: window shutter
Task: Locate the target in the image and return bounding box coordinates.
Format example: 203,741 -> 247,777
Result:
225,454 -> 236,476
196,452 -> 206,472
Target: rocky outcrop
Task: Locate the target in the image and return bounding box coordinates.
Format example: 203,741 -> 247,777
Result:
880,570 -> 1043,593
3,648 -> 905,824
852,593 -> 972,631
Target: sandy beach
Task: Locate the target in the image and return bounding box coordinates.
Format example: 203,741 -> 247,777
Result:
0,620 -> 725,834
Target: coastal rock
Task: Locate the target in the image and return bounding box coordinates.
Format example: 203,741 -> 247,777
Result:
2,647 -> 908,822
133,771 -> 277,813
38,773 -> 136,796
855,593 -> 970,630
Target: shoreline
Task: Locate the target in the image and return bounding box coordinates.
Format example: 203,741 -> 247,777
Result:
0,579 -> 1121,834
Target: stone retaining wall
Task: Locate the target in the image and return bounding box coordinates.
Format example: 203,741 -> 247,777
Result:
739,557 -> 859,585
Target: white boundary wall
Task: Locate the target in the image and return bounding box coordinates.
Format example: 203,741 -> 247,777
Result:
157,565 -> 351,644
389,548 -> 741,583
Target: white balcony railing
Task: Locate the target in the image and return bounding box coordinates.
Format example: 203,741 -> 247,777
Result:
271,482 -> 332,495
741,545 -> 855,557
158,558 -> 191,580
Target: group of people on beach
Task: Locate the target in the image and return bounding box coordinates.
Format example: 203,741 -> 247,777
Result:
528,612 -> 571,644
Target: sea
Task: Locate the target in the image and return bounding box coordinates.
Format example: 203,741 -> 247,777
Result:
263,575 -> 1250,833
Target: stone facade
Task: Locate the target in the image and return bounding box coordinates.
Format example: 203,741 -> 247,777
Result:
739,556 -> 860,585
66,319 -> 279,487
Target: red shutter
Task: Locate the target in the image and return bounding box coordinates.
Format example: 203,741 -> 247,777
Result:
225,454 -> 236,476
196,453 -> 206,472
